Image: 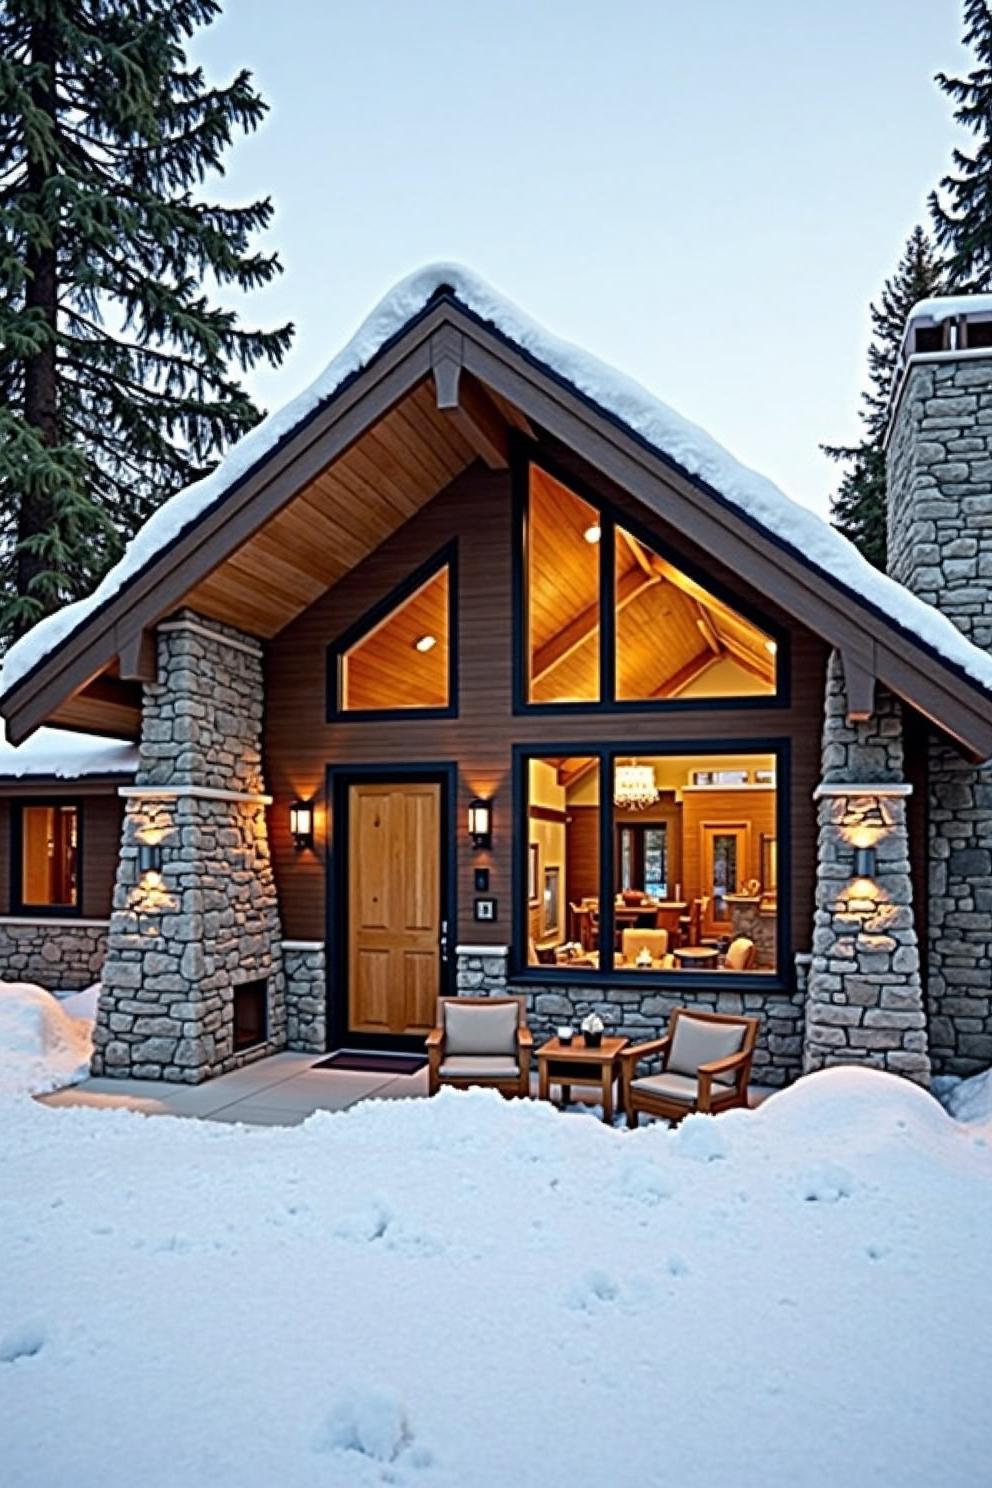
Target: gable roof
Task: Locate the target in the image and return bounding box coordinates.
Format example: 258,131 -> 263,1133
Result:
3,263 -> 992,758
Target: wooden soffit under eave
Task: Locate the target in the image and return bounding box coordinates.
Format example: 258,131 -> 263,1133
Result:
0,301 -> 500,745
438,307 -> 992,762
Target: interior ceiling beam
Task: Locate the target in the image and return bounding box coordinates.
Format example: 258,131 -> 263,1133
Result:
430,327 -> 508,470
695,608 -> 721,654
558,756 -> 597,789
618,526 -> 654,577
531,567 -> 659,686
653,650 -> 724,699
718,630 -> 775,683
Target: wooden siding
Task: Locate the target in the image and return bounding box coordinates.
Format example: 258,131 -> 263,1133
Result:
265,451 -> 829,960
0,790 -> 123,918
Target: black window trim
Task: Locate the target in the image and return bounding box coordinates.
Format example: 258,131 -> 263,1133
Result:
512,738 -> 793,995
10,796 -> 84,917
513,447 -> 790,716
326,539 -> 459,723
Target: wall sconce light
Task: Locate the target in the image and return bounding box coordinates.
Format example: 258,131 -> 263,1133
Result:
290,799 -> 315,851
854,844 -> 877,879
138,842 -> 163,876
468,797 -> 492,851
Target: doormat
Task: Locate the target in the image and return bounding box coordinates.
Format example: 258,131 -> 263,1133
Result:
312,1051 -> 427,1076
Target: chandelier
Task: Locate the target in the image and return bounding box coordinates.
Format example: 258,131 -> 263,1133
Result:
613,761 -> 658,811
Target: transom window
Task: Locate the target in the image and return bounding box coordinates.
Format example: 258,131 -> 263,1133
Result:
16,802 -> 79,911
524,465 -> 778,706
523,749 -> 781,979
329,545 -> 456,719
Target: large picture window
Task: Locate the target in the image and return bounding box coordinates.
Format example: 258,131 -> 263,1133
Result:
522,463 -> 780,707
15,802 -> 79,912
521,748 -> 783,980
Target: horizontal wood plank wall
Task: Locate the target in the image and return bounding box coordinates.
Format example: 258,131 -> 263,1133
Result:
264,457 -> 829,961
0,791 -> 123,917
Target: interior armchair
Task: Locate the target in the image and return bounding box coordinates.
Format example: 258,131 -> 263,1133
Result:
427,995 -> 533,1098
620,1008 -> 759,1126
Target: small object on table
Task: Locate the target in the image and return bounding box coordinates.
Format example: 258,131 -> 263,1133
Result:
557,1025 -> 574,1045
536,1034 -> 630,1125
581,1012 -> 604,1048
673,945 -> 720,969
635,945 -> 653,969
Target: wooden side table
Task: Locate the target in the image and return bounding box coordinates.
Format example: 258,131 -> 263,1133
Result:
536,1035 -> 629,1124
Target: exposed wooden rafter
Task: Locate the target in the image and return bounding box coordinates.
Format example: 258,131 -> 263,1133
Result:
653,650 -> 724,699
430,327 -> 508,470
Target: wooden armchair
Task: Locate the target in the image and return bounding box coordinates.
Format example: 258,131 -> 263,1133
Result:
619,1007 -> 759,1126
426,995 -> 532,1098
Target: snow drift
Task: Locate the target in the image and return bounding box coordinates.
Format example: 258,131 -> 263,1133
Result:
0,981 -> 94,1097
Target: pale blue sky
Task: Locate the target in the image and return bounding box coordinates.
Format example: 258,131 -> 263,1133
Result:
192,1 -> 968,517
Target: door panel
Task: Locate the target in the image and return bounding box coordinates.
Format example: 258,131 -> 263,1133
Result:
700,823 -> 749,935
347,781 -> 442,1038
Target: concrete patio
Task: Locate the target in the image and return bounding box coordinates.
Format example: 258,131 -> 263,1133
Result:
36,1050 -> 775,1126
37,1052 -> 432,1126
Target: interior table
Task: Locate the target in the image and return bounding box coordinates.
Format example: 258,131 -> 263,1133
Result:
672,945 -> 720,969
536,1035 -> 629,1124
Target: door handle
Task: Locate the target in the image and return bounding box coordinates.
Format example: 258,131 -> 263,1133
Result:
439,918 -> 450,964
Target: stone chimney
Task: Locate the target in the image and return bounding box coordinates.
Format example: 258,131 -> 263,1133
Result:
886,302 -> 992,1075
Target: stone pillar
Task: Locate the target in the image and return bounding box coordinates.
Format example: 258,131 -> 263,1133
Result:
803,655 -> 930,1086
887,349 -> 992,1075
92,612 -> 287,1083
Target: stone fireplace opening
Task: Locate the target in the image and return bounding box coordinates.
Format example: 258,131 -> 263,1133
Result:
233,979 -> 269,1052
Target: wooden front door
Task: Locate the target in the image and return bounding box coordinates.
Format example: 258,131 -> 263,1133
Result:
700,823 -> 750,936
346,780 -> 445,1039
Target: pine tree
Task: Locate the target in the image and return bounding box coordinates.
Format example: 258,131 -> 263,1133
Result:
822,227 -> 945,569
0,0 -> 294,641
930,0 -> 992,290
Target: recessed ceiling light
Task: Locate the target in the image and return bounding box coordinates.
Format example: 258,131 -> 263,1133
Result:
765,639 -> 777,655
414,634 -> 437,653
583,523 -> 601,544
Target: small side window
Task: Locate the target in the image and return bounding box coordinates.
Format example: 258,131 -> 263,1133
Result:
17,802 -> 79,910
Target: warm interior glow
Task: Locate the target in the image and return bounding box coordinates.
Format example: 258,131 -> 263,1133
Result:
341,564 -> 449,711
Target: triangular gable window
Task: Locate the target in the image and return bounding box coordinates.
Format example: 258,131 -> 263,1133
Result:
331,546 -> 456,718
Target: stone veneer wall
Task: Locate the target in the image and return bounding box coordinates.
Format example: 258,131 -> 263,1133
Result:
283,942 -> 326,1053
887,355 -> 992,1074
92,613 -> 287,1083
0,920 -> 108,990
803,657 -> 929,1085
456,946 -> 805,1088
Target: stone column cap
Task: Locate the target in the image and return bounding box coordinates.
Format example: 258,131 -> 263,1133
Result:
813,782 -> 912,799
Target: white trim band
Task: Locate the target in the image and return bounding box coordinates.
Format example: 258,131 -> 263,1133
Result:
119,785 -> 273,805
0,915 -> 110,928
814,782 -> 913,799
281,940 -> 324,952
156,618 -> 263,657
455,944 -> 509,956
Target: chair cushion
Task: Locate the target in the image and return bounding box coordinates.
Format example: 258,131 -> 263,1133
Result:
440,1055 -> 520,1079
621,928 -> 669,961
631,1071 -> 735,1105
444,1000 -> 518,1056
725,936 -> 756,971
668,1016 -> 746,1078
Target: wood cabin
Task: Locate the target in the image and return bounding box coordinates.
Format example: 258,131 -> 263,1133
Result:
2,270 -> 992,1089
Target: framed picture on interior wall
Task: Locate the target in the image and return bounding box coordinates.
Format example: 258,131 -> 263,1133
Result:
543,866 -> 561,936
761,834 -> 778,891
754,768 -> 776,785
528,842 -> 540,904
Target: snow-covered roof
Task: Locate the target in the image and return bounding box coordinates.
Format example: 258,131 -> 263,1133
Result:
0,726 -> 137,781
3,263 -> 992,702
906,293 -> 992,325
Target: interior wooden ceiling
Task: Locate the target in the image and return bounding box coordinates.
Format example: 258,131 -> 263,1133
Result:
181,382 -> 478,638
343,567 -> 449,710
527,468 -> 775,702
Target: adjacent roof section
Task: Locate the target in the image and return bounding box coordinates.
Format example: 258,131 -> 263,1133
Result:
0,727 -> 137,783
2,264 -> 992,758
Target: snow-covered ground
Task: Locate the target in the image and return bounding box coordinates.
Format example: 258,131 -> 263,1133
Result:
1,982 -> 991,1488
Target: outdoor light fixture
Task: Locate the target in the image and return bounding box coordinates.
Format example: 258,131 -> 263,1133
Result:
414,634 -> 437,653
138,842 -> 163,876
854,844 -> 877,879
468,797 -> 492,850
290,799 -> 315,851
583,523 -> 602,544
